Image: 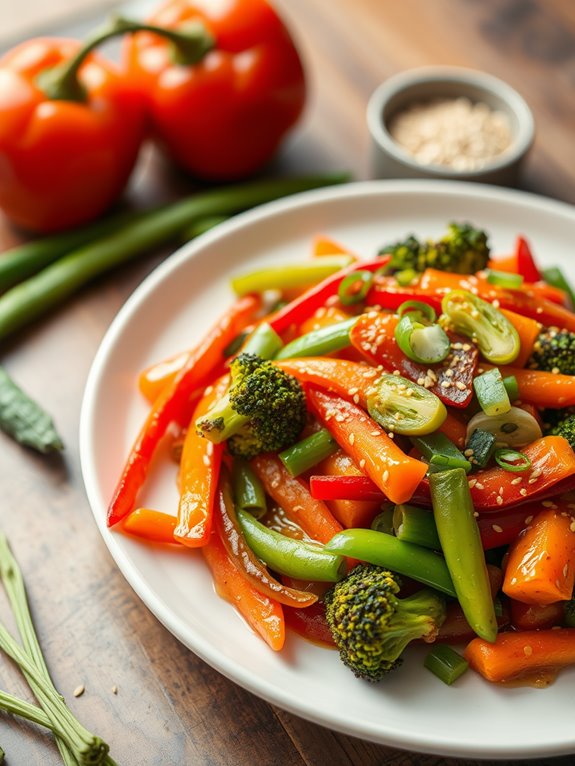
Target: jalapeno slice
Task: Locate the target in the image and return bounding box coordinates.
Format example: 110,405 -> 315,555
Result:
441,290 -> 520,365
367,373 -> 447,435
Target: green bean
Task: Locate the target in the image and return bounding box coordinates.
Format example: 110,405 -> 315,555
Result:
429,468 -> 497,642
232,459 -> 267,518
278,428 -> 337,477
424,644 -> 469,685
0,174 -> 348,341
324,528 -> 456,596
274,317 -> 357,360
237,509 -> 346,582
231,256 -> 352,296
411,432 -> 471,473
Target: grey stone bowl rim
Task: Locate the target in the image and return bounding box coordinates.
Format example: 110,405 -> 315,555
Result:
366,65 -> 535,178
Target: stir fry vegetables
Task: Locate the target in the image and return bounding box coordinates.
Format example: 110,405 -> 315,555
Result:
111,224 -> 575,689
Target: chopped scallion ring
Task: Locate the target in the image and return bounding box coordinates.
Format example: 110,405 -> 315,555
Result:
397,300 -> 436,322
493,448 -> 532,473
337,270 -> 373,305
485,269 -> 524,289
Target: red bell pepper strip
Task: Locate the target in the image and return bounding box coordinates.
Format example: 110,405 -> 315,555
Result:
315,450 -> 383,529
269,258 -> 386,335
107,294 -> 261,527
477,504 -> 540,550
515,235 -> 541,282
310,474 -> 387,502
349,312 -> 478,408
250,454 -> 343,544
173,376 -> 228,547
202,528 -> 285,651
308,388 -> 428,505
284,601 -> 336,648
124,0 -> 306,181
365,277 -> 442,314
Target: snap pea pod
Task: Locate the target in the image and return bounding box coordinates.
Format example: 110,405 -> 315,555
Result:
231,256 -> 353,296
324,528 -> 456,596
429,468 -> 497,642
0,366 -> 63,453
237,509 -> 346,582
232,459 -> 267,518
274,317 -> 357,360
393,504 -> 441,550
278,428 -> 337,477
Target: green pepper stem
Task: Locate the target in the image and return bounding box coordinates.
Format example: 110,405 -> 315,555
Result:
37,14 -> 215,102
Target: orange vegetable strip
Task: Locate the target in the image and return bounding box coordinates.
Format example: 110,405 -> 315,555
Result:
138,350 -> 191,402
499,309 -> 541,368
464,629 -> 575,683
308,388 -> 428,505
250,454 -> 343,544
316,450 -> 382,529
213,472 -> 318,608
107,295 -> 260,527
299,306 -> 355,336
502,504 -> 575,605
487,365 -> 575,409
487,254 -> 517,273
122,508 -> 179,544
202,529 -> 285,652
174,376 -> 229,547
439,412 -> 467,448
312,234 -> 355,259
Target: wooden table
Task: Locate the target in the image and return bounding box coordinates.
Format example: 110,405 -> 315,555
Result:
1,1 -> 575,764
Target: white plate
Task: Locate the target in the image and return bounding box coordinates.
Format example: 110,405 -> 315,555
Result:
80,180 -> 575,760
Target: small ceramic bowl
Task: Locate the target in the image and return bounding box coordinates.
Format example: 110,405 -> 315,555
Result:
367,66 -> 535,186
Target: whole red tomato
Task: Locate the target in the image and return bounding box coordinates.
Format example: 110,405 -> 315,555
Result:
124,0 -> 306,180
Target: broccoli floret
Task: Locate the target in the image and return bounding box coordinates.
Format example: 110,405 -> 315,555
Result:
196,353 -> 306,459
529,327 -> 575,375
324,564 -> 446,682
379,222 -> 490,276
542,408 -> 575,450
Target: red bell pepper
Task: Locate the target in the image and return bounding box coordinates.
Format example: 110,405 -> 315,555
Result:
269,258 -> 386,335
124,0 -> 306,180
515,235 -> 541,282
0,30 -> 145,232
350,312 -> 478,408
107,294 -> 261,527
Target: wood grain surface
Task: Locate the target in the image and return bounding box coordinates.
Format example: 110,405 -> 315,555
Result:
1,1 -> 575,764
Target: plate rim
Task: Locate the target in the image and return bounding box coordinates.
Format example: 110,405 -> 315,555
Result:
80,179 -> 575,760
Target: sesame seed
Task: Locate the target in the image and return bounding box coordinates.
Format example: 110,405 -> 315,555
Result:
441,380 -> 452,388
417,378 -> 425,386
524,515 -> 534,524
73,685 -> 85,698
359,459 -> 366,469
552,367 -> 560,375
520,488 -> 528,496
474,482 -> 484,490
523,646 -> 533,657
353,394 -> 360,404
468,478 -> 477,488
392,370 -> 401,376
371,430 -> 380,437
496,496 -> 503,505
387,432 -> 395,439
348,433 -> 355,446
492,524 -> 503,533
511,477 -> 522,485
571,520 -> 575,533
445,369 -> 454,377
464,448 -> 474,457
455,381 -> 466,391
563,563 -> 569,578
112,686 -> 118,695
382,470 -> 390,483
348,387 -> 358,395
542,500 -> 558,509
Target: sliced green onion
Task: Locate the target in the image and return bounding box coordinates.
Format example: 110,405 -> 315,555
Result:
395,313 -> 450,365
274,317 -> 357,360
542,266 -> 575,309
337,270 -> 373,305
473,368 -> 511,417
393,504 -> 440,550
493,448 -> 532,473
485,269 -> 524,289
411,432 -> 472,473
367,373 -> 447,436
278,428 -> 337,477
502,374 -> 519,403
232,459 -> 267,518
231,255 -> 352,295
424,645 -> 469,685
397,300 -> 436,322
465,428 -> 497,469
